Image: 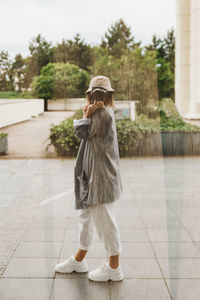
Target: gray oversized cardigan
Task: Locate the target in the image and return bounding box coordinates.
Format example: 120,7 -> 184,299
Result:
73,105 -> 123,210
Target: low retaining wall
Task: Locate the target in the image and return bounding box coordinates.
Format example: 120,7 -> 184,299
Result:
124,132 -> 200,156
0,99 -> 44,128
160,132 -> 200,156
47,98 -> 137,120
54,132 -> 200,157
47,98 -> 84,111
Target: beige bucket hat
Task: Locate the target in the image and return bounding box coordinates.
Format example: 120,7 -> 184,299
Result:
85,75 -> 115,94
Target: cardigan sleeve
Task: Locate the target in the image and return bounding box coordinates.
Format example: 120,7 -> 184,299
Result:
73,118 -> 91,140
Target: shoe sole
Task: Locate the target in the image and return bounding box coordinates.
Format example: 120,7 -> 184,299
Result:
88,274 -> 124,282
55,266 -> 88,274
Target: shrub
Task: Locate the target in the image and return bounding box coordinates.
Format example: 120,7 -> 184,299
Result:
116,119 -> 147,156
0,133 -> 8,137
46,109 -> 158,157
31,62 -> 90,100
47,98 -> 200,157
46,112 -> 81,156
159,98 -> 200,132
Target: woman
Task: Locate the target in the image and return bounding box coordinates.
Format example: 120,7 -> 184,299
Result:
55,75 -> 124,281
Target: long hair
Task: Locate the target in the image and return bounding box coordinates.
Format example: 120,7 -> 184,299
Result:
86,89 -> 114,107
86,88 -> 114,139
88,107 -> 112,139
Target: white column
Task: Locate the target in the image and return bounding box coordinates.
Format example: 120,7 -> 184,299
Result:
176,0 -> 200,119
175,0 -> 191,117
185,0 -> 200,118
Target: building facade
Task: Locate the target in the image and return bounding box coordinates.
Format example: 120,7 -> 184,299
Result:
176,0 -> 200,119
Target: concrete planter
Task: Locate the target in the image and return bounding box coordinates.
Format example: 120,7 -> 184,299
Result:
0,135 -> 8,155
130,131 -> 200,156
54,144 -> 76,157
160,131 -> 200,156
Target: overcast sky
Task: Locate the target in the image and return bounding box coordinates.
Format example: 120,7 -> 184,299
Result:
0,0 -> 176,60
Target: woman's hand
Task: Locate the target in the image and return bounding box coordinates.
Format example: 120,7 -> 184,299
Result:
83,103 -> 93,118
83,103 -> 89,115
83,100 -> 104,118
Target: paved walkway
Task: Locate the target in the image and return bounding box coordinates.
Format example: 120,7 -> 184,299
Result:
0,111 -> 75,158
0,157 -> 200,299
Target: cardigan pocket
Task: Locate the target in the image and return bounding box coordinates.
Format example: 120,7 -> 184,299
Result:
77,170 -> 89,200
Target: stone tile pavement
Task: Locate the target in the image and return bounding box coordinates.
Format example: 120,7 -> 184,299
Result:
0,157 -> 200,299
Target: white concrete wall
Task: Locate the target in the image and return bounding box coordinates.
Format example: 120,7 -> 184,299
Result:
47,98 -> 85,111
176,0 -> 200,119
0,99 -> 44,128
47,98 -> 137,120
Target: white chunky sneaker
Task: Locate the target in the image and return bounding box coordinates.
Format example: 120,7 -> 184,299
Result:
88,261 -> 124,282
55,255 -> 88,273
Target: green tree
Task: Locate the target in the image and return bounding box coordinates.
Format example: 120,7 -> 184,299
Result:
11,54 -> 26,92
28,34 -> 54,75
145,27 -> 175,100
23,56 -> 37,89
54,33 -> 92,71
0,51 -> 14,91
90,45 -> 158,113
101,18 -> 141,58
31,62 -> 90,100
117,47 -> 159,113
22,34 -> 54,89
163,28 -> 175,74
89,46 -> 122,97
31,63 -> 55,101
156,57 -> 174,100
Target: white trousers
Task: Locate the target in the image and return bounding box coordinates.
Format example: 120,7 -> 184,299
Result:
77,202 -> 122,256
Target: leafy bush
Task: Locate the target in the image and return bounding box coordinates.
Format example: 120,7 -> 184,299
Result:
159,110 -> 200,132
159,98 -> 200,132
0,133 -> 8,137
46,111 -> 82,156
47,109 -> 157,157
47,98 -> 200,157
31,62 -> 90,100
116,119 -> 148,156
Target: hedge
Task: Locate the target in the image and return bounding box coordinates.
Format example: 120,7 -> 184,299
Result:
46,99 -> 200,157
